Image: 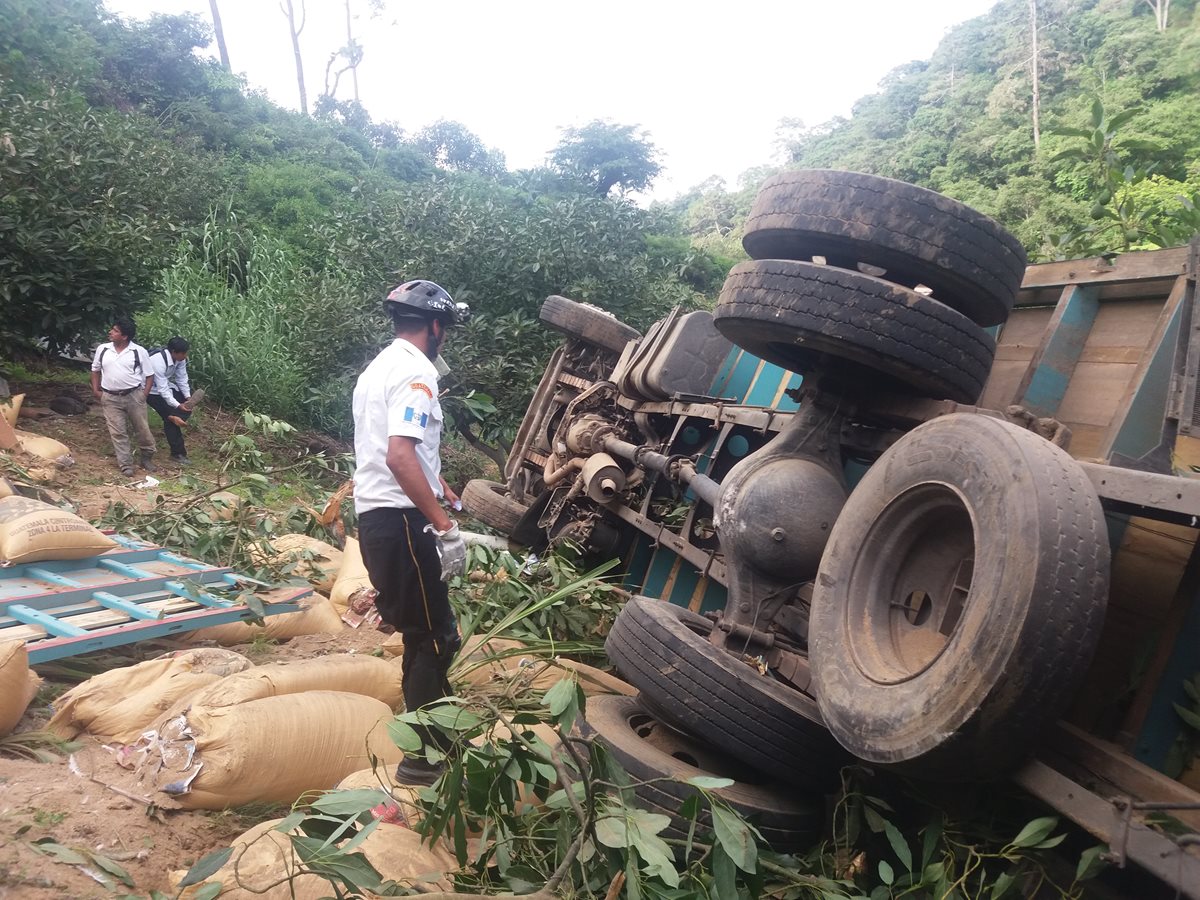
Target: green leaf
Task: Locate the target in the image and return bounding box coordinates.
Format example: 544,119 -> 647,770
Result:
178,846 -> 233,887
543,676 -> 576,716
991,870 -> 1016,898
424,704 -> 483,733
1076,844 -> 1109,881
1091,98 -> 1105,129
309,788 -> 390,817
863,804 -> 887,834
879,859 -> 894,885
1108,108 -> 1142,130
685,775 -> 734,789
712,844 -> 737,898
1173,702 -> 1200,731
883,819 -> 913,873
30,841 -> 89,865
921,815 -> 943,869
89,852 -> 135,887
711,803 -> 757,874
1034,833 -> 1067,849
273,811 -> 306,833
193,883 -> 223,900
1011,816 -> 1058,848
387,718 -> 424,753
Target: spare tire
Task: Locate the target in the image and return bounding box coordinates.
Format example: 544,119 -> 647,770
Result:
461,480 -> 526,535
605,597 -> 845,791
540,296 -> 640,354
580,695 -> 823,852
714,259 -> 995,404
810,414 -> 1109,779
742,170 -> 1027,327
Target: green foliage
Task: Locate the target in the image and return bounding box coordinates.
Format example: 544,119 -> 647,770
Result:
0,83 -> 218,350
412,119 -> 507,175
549,119 -> 663,197
452,545 -> 624,647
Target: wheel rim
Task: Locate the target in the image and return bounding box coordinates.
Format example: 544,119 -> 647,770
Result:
624,707 -> 768,786
844,483 -> 976,685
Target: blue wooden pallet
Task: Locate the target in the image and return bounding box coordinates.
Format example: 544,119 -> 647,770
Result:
1,535 -> 308,662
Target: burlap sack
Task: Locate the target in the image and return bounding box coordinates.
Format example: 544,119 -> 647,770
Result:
0,496 -> 116,565
329,537 -> 374,613
206,491 -> 246,522
156,691 -> 402,809
0,393 -> 23,427
172,815 -> 455,899
185,595 -> 344,645
250,534 -> 343,594
14,430 -> 71,463
0,640 -> 41,736
47,648 -> 252,741
165,654 -> 403,718
453,635 -> 634,698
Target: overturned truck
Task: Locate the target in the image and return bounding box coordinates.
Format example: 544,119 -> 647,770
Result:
464,170 -> 1200,895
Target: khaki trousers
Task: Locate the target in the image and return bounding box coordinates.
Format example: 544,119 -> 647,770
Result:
101,391 -> 156,470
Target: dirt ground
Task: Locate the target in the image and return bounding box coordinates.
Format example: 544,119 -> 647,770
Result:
1,379 -> 404,899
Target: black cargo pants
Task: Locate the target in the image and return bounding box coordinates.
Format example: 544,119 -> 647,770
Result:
358,506 -> 461,752
146,389 -> 191,457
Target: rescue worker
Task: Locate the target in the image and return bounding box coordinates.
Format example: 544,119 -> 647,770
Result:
352,279 -> 470,785
147,336 -> 195,466
90,317 -> 156,478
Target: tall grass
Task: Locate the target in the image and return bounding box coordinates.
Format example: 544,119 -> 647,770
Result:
141,218 -> 314,420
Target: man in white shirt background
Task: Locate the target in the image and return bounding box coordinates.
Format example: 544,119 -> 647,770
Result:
352,279 -> 469,786
89,317 -> 157,478
147,336 -> 195,466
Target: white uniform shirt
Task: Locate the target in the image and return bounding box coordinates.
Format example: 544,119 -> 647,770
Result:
91,342 -> 151,391
352,338 -> 444,513
149,349 -> 192,408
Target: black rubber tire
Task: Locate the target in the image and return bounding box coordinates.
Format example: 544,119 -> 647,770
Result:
604,597 -> 845,791
714,259 -> 995,404
540,296 -> 640,354
461,479 -> 526,535
742,170 -> 1027,327
810,414 -> 1110,780
579,695 -> 823,852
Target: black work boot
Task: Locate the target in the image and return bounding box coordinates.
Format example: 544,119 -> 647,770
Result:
139,451 -> 157,473
394,755 -> 444,787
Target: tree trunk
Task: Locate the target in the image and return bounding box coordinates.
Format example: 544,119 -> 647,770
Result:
208,0 -> 230,71
345,0 -> 359,102
1029,0 -> 1041,151
1143,0 -> 1170,31
281,0 -> 308,115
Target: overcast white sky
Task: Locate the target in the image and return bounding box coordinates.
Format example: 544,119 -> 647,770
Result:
103,0 -> 999,199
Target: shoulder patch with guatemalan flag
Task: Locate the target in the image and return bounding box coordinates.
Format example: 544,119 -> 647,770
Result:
403,407 -> 429,428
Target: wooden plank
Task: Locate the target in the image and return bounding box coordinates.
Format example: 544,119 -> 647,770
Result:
1101,278 -> 1188,460
1048,722 -> 1200,833
1058,362 -> 1137,427
1017,246 -> 1190,293
1014,285 -> 1100,416
978,360 -> 1030,411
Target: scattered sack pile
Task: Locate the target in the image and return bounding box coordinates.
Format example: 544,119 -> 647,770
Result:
141,691 -> 402,809
250,533 -> 344,594
330,536 -> 378,625
0,640 -> 41,736
0,495 -> 116,565
453,634 -> 636,698
170,815 -> 456,899
47,648 -> 253,743
185,594 -> 344,645
56,651 -> 406,810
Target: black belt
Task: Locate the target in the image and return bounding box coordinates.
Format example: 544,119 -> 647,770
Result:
101,387 -> 139,396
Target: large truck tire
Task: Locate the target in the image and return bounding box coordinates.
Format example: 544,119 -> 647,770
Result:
714,259 -> 995,404
580,695 -> 823,852
604,597 -> 845,791
461,480 -> 526,535
540,296 -> 640,354
742,169 -> 1027,327
810,414 -> 1110,780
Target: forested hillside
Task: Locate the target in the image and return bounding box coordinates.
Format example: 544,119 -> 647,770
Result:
2,0 -> 1198,450
0,0 -> 723,447
670,0 -> 1200,263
